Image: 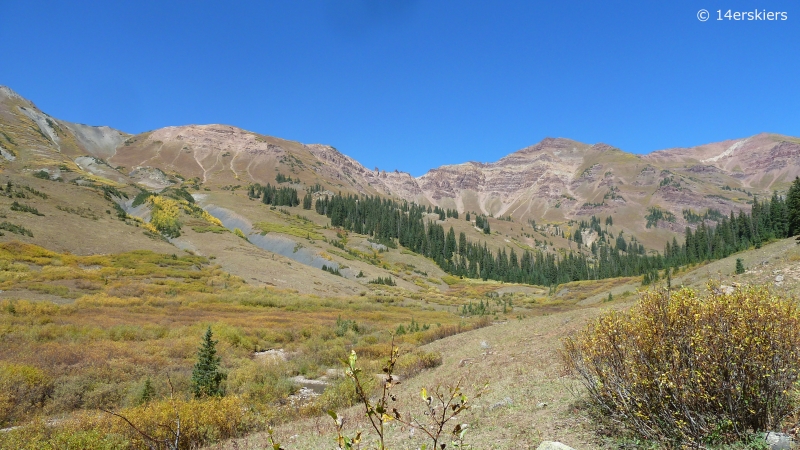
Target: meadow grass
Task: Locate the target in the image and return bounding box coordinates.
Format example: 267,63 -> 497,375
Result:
0,241 -> 498,448
254,221 -> 324,240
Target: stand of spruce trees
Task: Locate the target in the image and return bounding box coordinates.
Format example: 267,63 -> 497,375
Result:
247,183 -> 299,207
666,177 -> 800,267
309,178 -> 800,287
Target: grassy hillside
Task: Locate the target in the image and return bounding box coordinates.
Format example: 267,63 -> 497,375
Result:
2,234 -> 797,448
220,237 -> 800,450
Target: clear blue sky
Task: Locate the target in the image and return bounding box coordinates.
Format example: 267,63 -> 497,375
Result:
1,1 -> 798,176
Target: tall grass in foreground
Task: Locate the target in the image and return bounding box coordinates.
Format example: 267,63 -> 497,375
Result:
562,285 -> 800,447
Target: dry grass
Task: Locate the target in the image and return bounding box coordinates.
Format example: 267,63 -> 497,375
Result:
0,242 -> 497,447
219,302 -> 624,450
212,237 -> 800,450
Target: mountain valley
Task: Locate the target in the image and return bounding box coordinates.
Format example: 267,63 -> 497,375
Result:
2,85 -> 800,449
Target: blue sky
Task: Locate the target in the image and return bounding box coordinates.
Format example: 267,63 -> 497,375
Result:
1,1 -> 798,176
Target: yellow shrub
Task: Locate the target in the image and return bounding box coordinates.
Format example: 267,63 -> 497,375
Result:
0,396 -> 255,449
0,363 -> 53,426
148,196 -> 181,238
395,349 -> 443,377
563,286 -> 800,446
440,275 -> 460,285
102,396 -> 254,447
0,421 -> 126,450
181,201 -> 223,227
199,209 -> 223,227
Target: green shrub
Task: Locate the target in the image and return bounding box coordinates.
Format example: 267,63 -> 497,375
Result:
313,376 -> 360,414
130,190 -> 152,208
0,221 -> 33,237
226,360 -> 294,409
562,286 -> 800,447
10,201 -> 44,216
192,225 -> 228,234
368,276 -> 396,286
335,316 -> 359,337
395,349 -> 443,378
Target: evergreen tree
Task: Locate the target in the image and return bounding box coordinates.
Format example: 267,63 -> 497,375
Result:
138,377 -> 155,405
249,183 -> 300,207
191,326 -> 226,398
616,233 -> 627,252
788,177 -> 800,237
735,258 -> 745,275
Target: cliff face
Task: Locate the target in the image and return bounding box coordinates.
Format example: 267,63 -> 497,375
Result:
397,133 -> 800,234
416,138 -> 592,216
644,133 -> 800,191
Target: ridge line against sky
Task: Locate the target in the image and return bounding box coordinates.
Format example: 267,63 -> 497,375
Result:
1,1 -> 798,176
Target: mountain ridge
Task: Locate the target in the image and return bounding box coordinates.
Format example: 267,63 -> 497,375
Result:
2,84 -> 799,243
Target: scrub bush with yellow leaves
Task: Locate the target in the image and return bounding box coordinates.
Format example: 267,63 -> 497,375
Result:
148,196 -> 182,238
0,395 -> 253,450
562,285 -> 800,447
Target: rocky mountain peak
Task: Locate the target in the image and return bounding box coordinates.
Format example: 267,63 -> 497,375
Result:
0,86 -> 24,102
515,137 -> 580,154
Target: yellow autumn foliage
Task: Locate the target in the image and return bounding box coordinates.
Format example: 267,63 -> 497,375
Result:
148,196 -> 181,238
562,285 -> 800,446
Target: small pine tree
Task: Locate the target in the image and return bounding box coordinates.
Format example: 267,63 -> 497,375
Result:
607,292 -> 613,303
735,258 -> 745,275
191,326 -> 226,398
138,377 -> 155,405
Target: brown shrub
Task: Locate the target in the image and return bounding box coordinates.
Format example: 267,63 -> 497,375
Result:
416,315 -> 491,345
74,279 -> 102,290
107,283 -> 145,298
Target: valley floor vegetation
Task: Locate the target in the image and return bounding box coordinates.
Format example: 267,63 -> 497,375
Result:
0,242 -> 496,449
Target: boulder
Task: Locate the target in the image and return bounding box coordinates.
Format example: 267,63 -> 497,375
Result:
536,442 -> 576,450
763,431 -> 792,450
488,396 -> 513,410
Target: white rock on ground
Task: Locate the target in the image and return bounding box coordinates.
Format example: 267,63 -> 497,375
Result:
763,431 -> 792,450
536,442 -> 576,450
